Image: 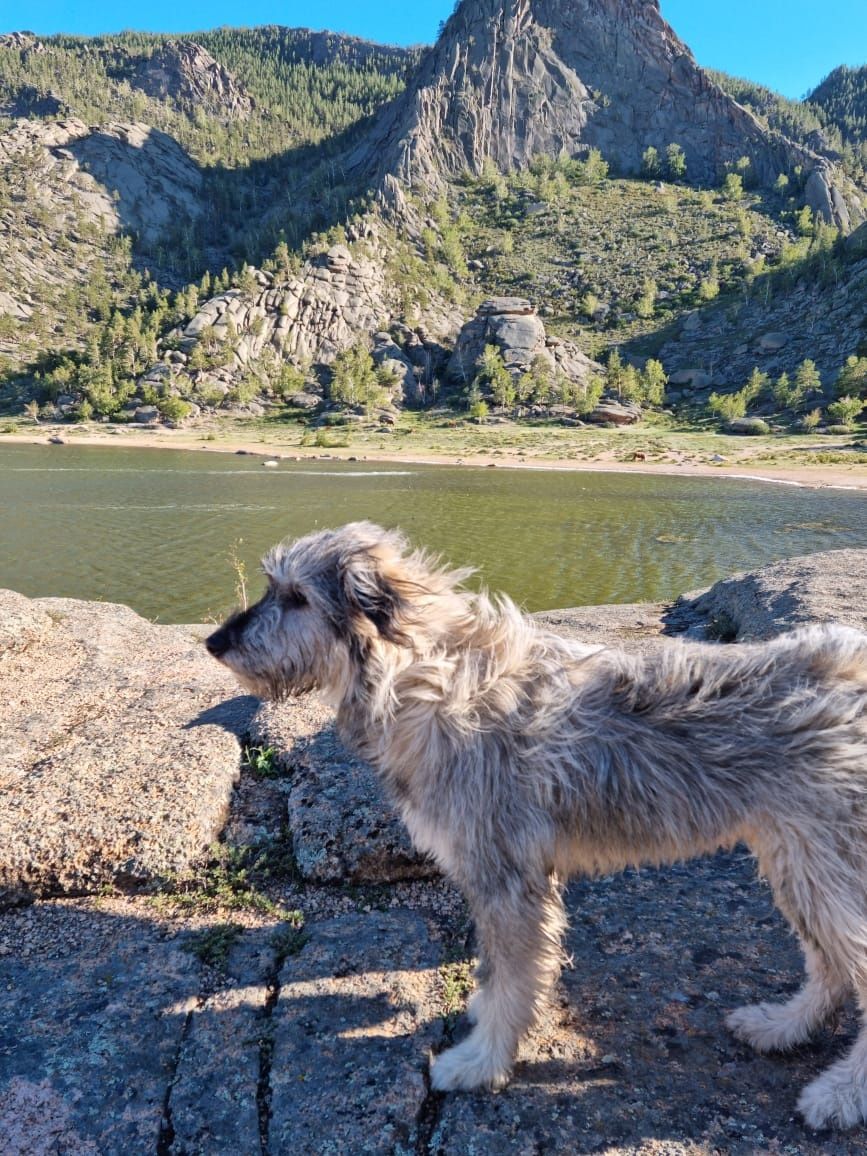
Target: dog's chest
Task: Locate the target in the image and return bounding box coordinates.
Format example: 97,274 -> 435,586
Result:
401,806 -> 457,875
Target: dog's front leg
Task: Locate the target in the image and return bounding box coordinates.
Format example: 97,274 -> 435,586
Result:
431,873 -> 566,1092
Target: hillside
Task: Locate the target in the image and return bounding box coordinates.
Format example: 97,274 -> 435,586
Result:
809,65 -> 867,155
0,4 -> 866,438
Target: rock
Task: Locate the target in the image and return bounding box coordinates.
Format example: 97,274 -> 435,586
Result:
124,40 -> 255,119
169,929 -> 272,1152
447,298 -> 602,387
668,367 -> 713,389
0,84 -> 67,119
286,391 -> 321,410
0,900 -> 200,1151
356,0 -> 862,231
133,405 -> 160,424
0,591 -> 256,902
586,400 -> 642,425
269,911 -> 443,1151
725,416 -> 770,435
677,549 -> 867,641
755,331 -> 789,353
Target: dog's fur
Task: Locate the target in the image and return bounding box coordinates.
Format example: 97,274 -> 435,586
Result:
207,521 -> 867,1129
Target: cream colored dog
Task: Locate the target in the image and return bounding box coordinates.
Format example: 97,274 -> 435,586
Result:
208,522 -> 867,1130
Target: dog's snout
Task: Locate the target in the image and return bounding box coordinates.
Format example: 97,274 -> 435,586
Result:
205,627 -> 231,658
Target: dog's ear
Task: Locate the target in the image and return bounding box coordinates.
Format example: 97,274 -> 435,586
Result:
337,545 -> 412,647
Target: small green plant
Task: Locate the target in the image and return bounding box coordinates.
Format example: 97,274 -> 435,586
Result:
708,391 -> 747,421
722,172 -> 744,201
705,610 -> 738,643
152,838 -> 298,917
439,960 -> 474,1018
800,407 -> 822,432
182,923 -> 244,971
244,745 -> 281,778
271,914 -> 308,962
313,428 -> 350,448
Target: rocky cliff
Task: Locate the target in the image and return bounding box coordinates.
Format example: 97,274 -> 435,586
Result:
119,41 -> 255,119
354,0 -> 861,230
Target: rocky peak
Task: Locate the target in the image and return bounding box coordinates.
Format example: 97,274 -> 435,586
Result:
356,0 -> 861,230
0,31 -> 44,53
124,40 -> 255,119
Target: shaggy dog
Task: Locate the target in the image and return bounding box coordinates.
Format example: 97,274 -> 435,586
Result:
206,521 -> 867,1129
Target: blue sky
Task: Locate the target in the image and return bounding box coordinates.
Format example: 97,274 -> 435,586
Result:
3,1 -> 866,99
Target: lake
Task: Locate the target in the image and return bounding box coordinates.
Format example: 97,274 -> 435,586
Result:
2,444 -> 866,623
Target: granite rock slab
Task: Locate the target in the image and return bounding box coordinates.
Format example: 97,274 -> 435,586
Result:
0,590 -> 257,904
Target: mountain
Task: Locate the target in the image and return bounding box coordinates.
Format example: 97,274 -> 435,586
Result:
1,6 -> 866,429
353,0 -> 861,230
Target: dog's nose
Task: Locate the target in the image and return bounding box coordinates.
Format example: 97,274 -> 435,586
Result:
205,627 -> 230,658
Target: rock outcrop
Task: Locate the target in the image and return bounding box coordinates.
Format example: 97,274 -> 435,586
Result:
353,0 -> 861,230
0,117 -> 203,359
0,590 -> 255,904
650,229 -> 867,392
121,40 -> 255,119
447,296 -> 602,387
163,240 -> 463,392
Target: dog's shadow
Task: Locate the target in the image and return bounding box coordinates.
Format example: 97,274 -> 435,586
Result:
183,695 -> 260,738
2,863 -> 864,1153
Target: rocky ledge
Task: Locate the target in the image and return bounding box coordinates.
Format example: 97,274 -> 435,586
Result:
1,549 -> 866,1154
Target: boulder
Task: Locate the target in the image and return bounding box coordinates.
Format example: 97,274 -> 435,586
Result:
755,331 -> 789,353
668,367 -> 714,389
0,591 -> 255,903
447,298 -> 602,387
726,417 -> 770,435
587,400 -> 642,425
133,405 -> 160,424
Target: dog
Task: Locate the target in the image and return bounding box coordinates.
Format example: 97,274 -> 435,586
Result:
206,521 -> 867,1129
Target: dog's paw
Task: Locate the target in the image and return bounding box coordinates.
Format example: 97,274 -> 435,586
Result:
726,1002 -> 810,1053
430,1035 -> 511,1092
798,1066 -> 867,1130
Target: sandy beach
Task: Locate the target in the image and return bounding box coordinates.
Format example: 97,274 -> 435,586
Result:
3,421 -> 867,492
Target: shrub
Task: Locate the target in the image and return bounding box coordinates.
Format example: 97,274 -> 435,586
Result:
800,407 -> 822,431
158,396 -> 193,422
708,391 -> 747,421
834,355 -> 867,399
722,172 -> 744,201
827,396 -> 864,428
641,146 -> 661,179
666,143 -> 687,181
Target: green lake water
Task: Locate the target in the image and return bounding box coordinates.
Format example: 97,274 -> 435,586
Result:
2,444 -> 866,623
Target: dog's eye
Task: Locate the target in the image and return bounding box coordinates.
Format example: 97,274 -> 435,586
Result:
280,588 -> 308,610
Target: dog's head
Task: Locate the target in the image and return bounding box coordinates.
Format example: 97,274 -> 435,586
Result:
206,521 -> 466,703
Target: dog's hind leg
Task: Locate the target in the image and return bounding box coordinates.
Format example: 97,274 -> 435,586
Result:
726,940 -> 848,1053
798,986 -> 867,1129
430,874 -> 566,1092
727,825 -> 852,1055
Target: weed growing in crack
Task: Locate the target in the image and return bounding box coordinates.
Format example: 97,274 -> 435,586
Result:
150,835 -> 300,917
438,960 -> 474,1019
242,744 -> 283,778
182,922 -> 245,971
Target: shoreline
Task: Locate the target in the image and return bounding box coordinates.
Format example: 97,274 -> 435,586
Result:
2,425 -> 867,491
